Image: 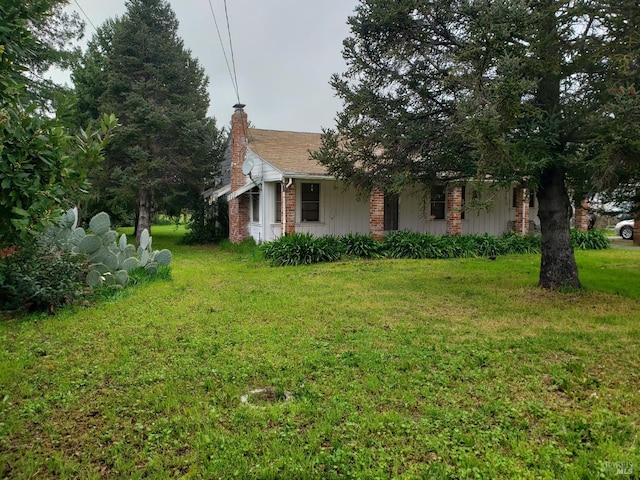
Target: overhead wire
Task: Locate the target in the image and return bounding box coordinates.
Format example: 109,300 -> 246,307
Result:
73,0 -> 242,104
223,0 -> 241,105
207,0 -> 241,104
72,0 -> 98,34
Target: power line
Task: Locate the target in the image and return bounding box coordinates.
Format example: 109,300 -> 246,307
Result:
73,0 -> 98,34
207,0 -> 240,104
223,0 -> 240,105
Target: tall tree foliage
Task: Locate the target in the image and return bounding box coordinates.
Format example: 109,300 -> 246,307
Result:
1,0 -> 83,107
313,0 -> 640,289
0,0 -> 115,247
72,0 -> 223,243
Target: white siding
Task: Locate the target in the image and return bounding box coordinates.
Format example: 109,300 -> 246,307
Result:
255,179 -> 535,242
264,181 -> 282,242
397,187 -> 442,234
463,187 -> 512,236
295,180 -> 370,237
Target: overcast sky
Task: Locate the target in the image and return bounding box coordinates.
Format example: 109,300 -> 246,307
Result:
58,0 -> 359,133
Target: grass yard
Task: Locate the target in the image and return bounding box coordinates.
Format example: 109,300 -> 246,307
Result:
1,226 -> 639,479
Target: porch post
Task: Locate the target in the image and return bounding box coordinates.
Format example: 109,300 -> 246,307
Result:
574,196 -> 590,233
446,186 -> 462,236
514,186 -> 530,235
283,179 -> 296,235
369,187 -> 385,241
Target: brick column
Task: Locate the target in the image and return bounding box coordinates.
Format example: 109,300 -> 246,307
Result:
283,179 -> 296,235
229,104 -> 250,243
574,197 -> 590,233
446,186 -> 462,236
369,187 -> 385,241
514,186 -> 530,235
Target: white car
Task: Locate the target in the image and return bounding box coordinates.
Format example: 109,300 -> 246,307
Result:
614,219 -> 634,240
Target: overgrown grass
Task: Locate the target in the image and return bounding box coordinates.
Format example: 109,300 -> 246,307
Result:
1,226 -> 639,479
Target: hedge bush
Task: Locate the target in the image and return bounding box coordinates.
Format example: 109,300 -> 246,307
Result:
0,241 -> 87,312
261,230 -> 609,266
571,229 -> 611,250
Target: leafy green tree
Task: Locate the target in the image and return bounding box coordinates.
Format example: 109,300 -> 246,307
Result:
0,1 -> 117,248
72,0 -> 223,243
312,0 -> 640,289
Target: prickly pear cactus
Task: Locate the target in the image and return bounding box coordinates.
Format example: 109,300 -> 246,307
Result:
136,228 -> 172,274
49,209 -> 172,291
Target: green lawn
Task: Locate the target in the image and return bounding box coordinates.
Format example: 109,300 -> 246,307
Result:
1,226 -> 639,479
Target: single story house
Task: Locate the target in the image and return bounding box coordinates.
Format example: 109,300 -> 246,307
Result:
207,105 -> 590,244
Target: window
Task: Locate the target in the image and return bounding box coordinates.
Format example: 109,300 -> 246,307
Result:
250,186 -> 260,223
301,183 -> 320,221
461,186 -> 466,220
430,186 -> 445,220
384,194 -> 399,231
275,183 -> 282,222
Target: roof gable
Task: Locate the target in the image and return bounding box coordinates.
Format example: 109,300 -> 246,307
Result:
247,128 -> 328,176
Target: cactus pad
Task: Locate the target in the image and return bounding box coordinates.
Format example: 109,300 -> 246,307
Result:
101,230 -> 118,245
122,257 -> 139,272
114,270 -> 129,287
139,229 -> 150,250
89,212 -> 111,236
86,270 -> 103,287
155,249 -> 172,266
79,235 -> 102,255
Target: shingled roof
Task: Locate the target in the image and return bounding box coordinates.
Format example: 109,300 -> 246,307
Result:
247,128 -> 329,176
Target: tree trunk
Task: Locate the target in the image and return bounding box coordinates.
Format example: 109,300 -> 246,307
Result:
136,189 -> 152,246
537,166 -> 581,289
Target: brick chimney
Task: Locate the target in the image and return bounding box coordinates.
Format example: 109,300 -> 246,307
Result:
228,104 -> 250,243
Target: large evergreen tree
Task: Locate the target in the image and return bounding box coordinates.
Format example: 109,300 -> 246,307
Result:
72,0 -> 222,242
313,0 -> 640,289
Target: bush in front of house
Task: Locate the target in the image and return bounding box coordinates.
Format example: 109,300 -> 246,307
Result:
261,229 -> 609,266
261,233 -> 344,266
340,233 -> 385,258
571,229 -> 611,250
494,231 -> 542,254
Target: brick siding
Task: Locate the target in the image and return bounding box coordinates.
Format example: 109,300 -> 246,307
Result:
446,187 -> 462,236
514,186 -> 530,235
574,197 -> 589,233
229,105 -> 250,243
369,187 -> 385,241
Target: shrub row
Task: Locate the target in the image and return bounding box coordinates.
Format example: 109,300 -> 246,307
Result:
262,230 -> 609,266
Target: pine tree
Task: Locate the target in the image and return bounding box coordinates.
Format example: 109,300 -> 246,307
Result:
73,0 -> 223,242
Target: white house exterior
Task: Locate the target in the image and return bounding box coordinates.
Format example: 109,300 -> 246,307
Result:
207,105 -> 591,244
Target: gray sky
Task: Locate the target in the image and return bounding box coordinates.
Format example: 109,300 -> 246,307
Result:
60,0 -> 359,133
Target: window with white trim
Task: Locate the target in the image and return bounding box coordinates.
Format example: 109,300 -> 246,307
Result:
275,183 -> 282,222
250,186 -> 260,223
